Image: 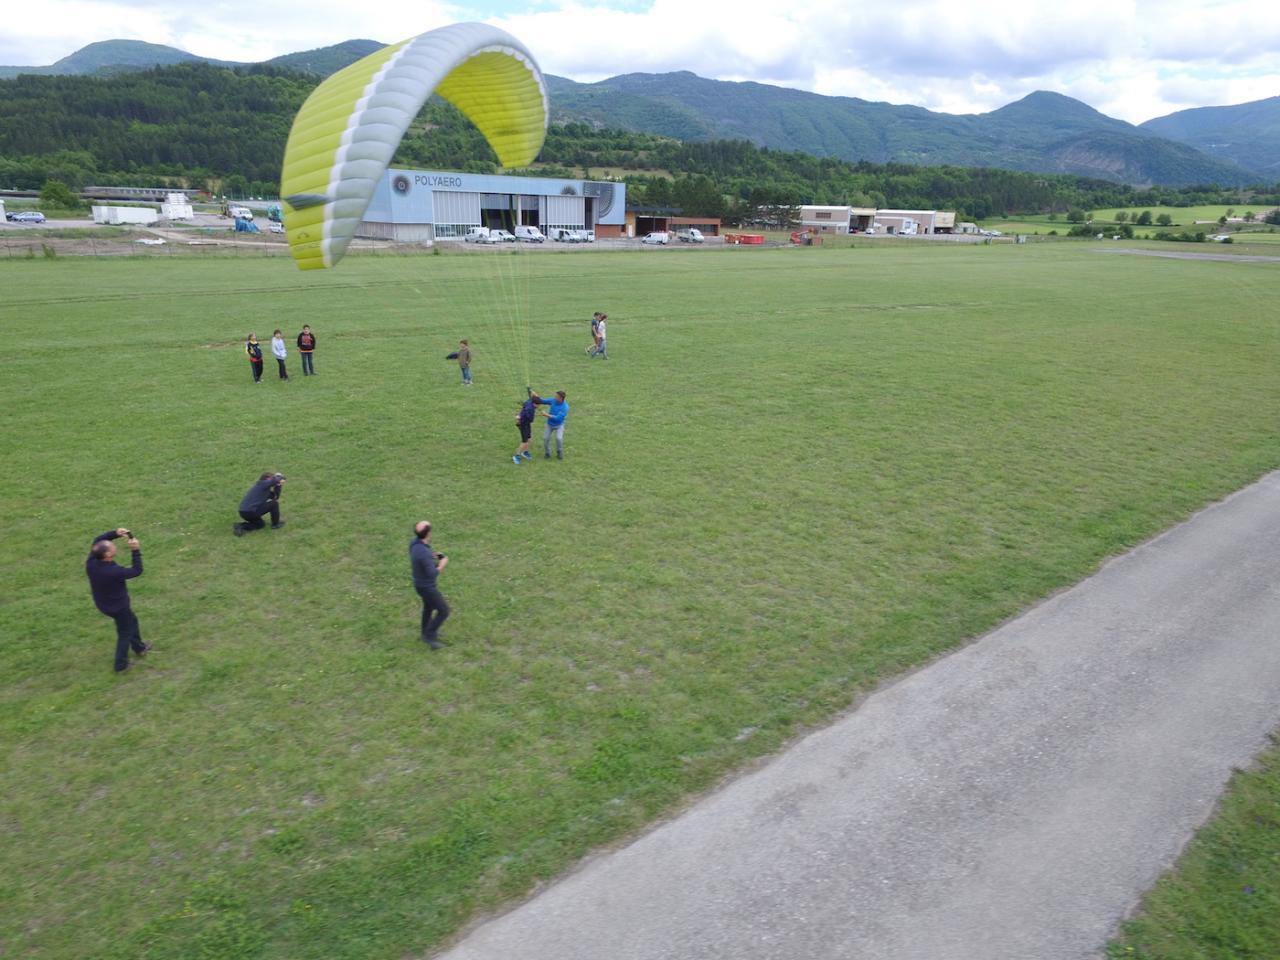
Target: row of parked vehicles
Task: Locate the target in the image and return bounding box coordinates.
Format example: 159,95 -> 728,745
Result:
5,210 -> 46,223
643,228 -> 705,245
463,225 -> 591,244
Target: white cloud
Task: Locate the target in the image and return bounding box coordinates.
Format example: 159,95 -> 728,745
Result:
3,0 -> 1279,123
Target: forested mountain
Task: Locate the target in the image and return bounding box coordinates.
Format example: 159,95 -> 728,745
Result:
0,37 -> 380,80
4,62 -> 1272,223
548,74 -> 1257,187
6,38 -> 1273,186
1141,96 -> 1280,179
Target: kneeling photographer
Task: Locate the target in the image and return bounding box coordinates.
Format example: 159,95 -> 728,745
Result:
234,472 -> 286,536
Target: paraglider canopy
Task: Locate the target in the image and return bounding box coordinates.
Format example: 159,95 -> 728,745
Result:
280,22 -> 549,270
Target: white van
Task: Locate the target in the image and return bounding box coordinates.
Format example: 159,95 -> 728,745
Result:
229,205 -> 253,220
677,228 -> 704,243
641,231 -> 669,245
514,225 -> 545,243
463,227 -> 490,243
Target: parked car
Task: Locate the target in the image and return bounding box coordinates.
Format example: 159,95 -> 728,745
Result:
677,228 -> 704,243
490,229 -> 516,242
463,227 -> 490,243
514,225 -> 545,243
575,229 -> 595,243
642,231 -> 669,245
268,221 -> 285,234
10,211 -> 46,223
228,205 -> 253,221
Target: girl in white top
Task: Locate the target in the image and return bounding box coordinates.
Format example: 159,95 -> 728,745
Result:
271,329 -> 289,381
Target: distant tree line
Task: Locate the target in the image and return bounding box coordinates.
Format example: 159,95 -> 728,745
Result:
2,63 -> 1278,221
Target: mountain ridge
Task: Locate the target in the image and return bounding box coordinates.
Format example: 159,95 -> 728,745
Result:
2,38 -> 1275,186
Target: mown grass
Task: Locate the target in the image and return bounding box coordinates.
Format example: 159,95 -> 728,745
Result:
1,242 -> 1278,959
1108,735 -> 1280,960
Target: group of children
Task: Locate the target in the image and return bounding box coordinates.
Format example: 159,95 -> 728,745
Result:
245,326 -> 317,382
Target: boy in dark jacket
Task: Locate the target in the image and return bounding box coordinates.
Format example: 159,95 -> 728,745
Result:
513,392 -> 540,463
246,333 -> 264,383
297,325 -> 316,375
86,528 -> 150,672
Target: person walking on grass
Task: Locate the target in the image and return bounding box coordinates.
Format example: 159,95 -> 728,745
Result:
539,389 -> 570,459
457,339 -> 472,385
246,333 -> 264,383
586,312 -> 601,355
86,528 -> 151,673
513,392 -> 540,464
297,325 -> 316,375
591,314 -> 609,359
410,520 -> 450,649
271,329 -> 289,381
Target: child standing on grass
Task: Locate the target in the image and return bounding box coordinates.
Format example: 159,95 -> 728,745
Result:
271,329 -> 289,381
457,339 -> 472,385
513,392 -> 540,464
246,333 -> 263,383
296,325 -> 316,375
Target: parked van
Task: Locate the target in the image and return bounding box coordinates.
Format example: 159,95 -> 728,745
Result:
228,205 -> 253,220
642,231 -> 669,245
548,227 -> 582,242
514,225 -> 545,243
463,227 -> 491,243
677,228 -> 704,243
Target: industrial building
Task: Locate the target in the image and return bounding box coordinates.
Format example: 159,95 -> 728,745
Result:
360,169 -> 626,242
799,205 -> 956,235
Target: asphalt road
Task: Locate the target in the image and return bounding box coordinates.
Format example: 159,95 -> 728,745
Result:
439,470 -> 1280,960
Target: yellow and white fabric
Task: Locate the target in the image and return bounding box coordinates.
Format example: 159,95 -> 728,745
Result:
280,22 -> 548,270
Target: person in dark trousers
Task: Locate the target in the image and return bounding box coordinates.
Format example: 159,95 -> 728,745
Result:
234,472 -> 286,536
271,329 -> 289,381
513,392 -> 540,463
297,325 -> 316,375
410,520 -> 450,648
86,528 -> 150,672
246,333 -> 264,383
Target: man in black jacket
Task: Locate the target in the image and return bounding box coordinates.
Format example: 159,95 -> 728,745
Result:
234,472 -> 286,536
410,520 -> 450,648
86,528 -> 150,672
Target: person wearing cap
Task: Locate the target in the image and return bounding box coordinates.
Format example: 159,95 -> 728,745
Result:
410,520 -> 450,649
513,391 -> 540,463
234,472 -> 286,535
538,390 -> 570,459
86,527 -> 150,672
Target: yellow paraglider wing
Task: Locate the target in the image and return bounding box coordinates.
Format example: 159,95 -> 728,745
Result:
280,22 -> 548,270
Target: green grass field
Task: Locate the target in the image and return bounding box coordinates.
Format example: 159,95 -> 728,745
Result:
3,242 -> 1278,959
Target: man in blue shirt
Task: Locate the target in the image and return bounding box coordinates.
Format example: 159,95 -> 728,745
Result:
410,520 -> 450,649
539,390 -> 570,459
86,528 -> 151,672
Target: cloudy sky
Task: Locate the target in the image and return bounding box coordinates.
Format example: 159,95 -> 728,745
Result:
4,0 -> 1279,123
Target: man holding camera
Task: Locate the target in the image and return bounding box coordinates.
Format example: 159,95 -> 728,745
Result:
86,528 -> 150,672
234,472 -> 287,536
410,520 -> 450,649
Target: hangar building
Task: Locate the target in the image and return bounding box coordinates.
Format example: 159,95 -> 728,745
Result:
360,169 -> 626,242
